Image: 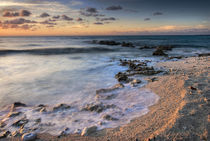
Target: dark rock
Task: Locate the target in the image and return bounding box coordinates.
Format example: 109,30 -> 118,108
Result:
35,118 -> 41,123
0,131 -> 10,139
53,104 -> 71,111
96,83 -> 124,94
7,112 -> 22,118
139,46 -> 156,49
11,102 -> 26,111
82,103 -> 115,113
81,126 -> 97,136
103,115 -> 118,121
157,45 -> 173,51
198,53 -> 210,57
121,42 -> 135,47
190,86 -> 197,91
12,118 -> 29,127
131,79 -> 141,86
21,133 -> 37,141
58,128 -> 70,137
98,40 -> 121,46
168,56 -> 183,59
115,72 -> 129,82
153,49 -> 167,56
148,77 -> 158,82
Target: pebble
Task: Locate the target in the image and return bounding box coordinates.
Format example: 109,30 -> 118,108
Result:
21,133 -> 37,141
81,126 -> 97,136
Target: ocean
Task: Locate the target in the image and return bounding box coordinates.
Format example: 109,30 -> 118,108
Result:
0,35 -> 209,134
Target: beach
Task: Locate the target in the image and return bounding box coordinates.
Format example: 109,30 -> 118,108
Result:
1,56 -> 209,141
0,36 -> 209,141
31,56 -> 208,141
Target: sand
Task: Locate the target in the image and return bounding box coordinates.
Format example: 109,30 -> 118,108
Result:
1,56 -> 209,141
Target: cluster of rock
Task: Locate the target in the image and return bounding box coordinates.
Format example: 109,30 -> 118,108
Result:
115,59 -> 162,84
0,102 -> 37,140
92,40 -> 178,57
92,40 -> 135,48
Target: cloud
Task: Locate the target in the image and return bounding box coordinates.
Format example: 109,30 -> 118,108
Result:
3,18 -> 36,25
99,17 -> 116,21
20,10 -> 31,16
86,7 -> 98,13
0,18 -> 36,30
153,12 -> 163,16
70,0 -> 83,6
76,18 -> 83,21
40,20 -> 56,25
61,15 -> 73,21
94,22 -> 103,25
106,5 -> 122,10
52,15 -> 60,19
144,18 -> 151,21
2,9 -> 31,17
40,12 -> 50,18
80,8 -> 104,17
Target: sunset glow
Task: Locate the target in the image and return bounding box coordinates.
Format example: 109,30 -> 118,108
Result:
0,0 -> 210,36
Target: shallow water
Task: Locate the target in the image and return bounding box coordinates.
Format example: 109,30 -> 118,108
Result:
0,35 -> 209,134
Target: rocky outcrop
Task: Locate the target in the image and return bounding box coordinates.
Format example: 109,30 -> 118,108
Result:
52,104 -> 71,112
82,103 -> 116,113
153,49 -> 167,56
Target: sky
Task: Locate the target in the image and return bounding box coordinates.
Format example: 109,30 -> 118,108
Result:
0,0 -> 210,36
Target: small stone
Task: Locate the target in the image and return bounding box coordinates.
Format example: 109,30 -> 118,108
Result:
74,129 -> 81,134
53,104 -> 71,111
81,126 -> 97,136
7,112 -> 22,118
103,115 -> 118,121
58,128 -> 69,137
190,86 -> 197,91
35,118 -> 41,123
21,133 -> 37,141
12,118 -> 29,127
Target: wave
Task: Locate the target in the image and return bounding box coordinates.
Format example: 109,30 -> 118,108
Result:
0,47 -> 116,56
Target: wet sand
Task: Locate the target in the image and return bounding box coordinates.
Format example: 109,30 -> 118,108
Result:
1,56 -> 209,141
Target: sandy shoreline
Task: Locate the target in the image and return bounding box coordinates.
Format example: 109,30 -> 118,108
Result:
1,56 -> 209,141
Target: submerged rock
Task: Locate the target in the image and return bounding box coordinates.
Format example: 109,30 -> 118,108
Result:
198,53 -> 210,57
98,40 -> 121,46
103,115 -> 118,121
52,104 -> 71,111
139,45 -> 156,49
58,128 -> 70,137
131,79 -> 142,87
81,126 -> 97,136
96,83 -> 124,94
153,49 -> 167,56
21,133 -> 37,141
11,102 -> 26,111
121,42 -> 135,47
115,72 -> 129,82
82,103 -> 115,113
157,45 -> 173,51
